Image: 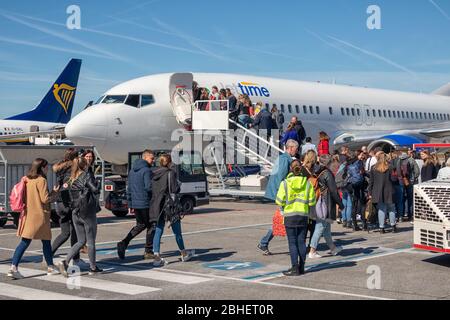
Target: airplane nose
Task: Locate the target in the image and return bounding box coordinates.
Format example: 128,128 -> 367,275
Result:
65,106 -> 108,147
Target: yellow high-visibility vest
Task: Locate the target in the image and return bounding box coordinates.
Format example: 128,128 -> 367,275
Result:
275,173 -> 316,218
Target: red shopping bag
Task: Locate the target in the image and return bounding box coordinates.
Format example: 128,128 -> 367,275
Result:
272,208 -> 286,237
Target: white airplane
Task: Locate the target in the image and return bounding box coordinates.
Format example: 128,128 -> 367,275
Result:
65,72 -> 450,165
0,59 -> 81,143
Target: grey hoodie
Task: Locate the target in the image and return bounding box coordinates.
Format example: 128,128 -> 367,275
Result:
397,153 -> 420,185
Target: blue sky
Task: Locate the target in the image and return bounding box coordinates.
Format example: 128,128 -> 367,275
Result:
0,0 -> 449,118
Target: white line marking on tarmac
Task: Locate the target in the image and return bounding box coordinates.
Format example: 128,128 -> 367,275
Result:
111,265 -> 212,285
0,283 -> 91,300
155,268 -> 393,300
0,264 -> 161,295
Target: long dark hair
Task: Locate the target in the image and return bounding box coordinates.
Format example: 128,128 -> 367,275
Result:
27,158 -> 48,179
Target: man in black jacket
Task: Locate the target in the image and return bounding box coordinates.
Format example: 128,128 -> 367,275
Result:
291,116 -> 306,145
251,106 -> 273,139
117,150 -> 156,260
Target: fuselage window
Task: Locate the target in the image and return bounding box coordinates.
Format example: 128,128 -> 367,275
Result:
428,113 -> 432,120
329,107 -> 333,115
351,108 -> 355,116
402,111 -> 405,118
316,106 -> 320,114
397,111 -> 400,118
393,111 -> 397,118
388,110 -> 392,118
383,110 -> 387,118
424,113 -> 427,120
346,108 -> 350,116
309,106 -> 314,114
341,108 -> 345,116
288,104 -> 292,113
366,109 -> 370,117
103,95 -> 127,104
125,94 -> 140,108
295,105 -> 300,114
378,110 -> 382,117
373,109 -> 376,117
281,104 -> 285,113
356,109 -> 360,116
303,105 -> 307,114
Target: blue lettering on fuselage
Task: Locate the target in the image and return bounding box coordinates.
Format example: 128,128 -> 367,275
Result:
238,82 -> 270,97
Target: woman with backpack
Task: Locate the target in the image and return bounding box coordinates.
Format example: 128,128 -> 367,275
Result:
309,155 -> 345,259
59,157 -> 102,276
8,158 -> 59,279
51,148 -> 81,263
369,152 -> 397,234
276,160 -> 316,276
149,154 -> 194,267
346,151 -> 366,231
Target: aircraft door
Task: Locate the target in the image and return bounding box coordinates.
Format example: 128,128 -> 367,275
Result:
169,73 -> 194,126
363,105 -> 373,126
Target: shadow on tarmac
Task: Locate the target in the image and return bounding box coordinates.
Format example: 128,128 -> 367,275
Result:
422,254 -> 450,267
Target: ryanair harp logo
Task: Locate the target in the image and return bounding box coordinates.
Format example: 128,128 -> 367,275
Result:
53,83 -> 76,114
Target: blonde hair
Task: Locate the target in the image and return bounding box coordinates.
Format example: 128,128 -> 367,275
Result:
374,152 -> 389,173
159,154 -> 172,168
303,150 -> 317,170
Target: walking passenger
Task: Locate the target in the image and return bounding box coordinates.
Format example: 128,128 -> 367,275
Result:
318,131 -> 330,156
276,160 -> 316,276
59,157 -> 102,276
226,89 -> 237,113
301,150 -> 318,250
369,152 -> 397,234
219,89 -> 228,110
257,139 -> 298,255
117,150 -> 156,260
251,104 -> 273,140
150,154 -> 194,267
301,137 -> 317,156
8,159 -> 59,279
291,116 -> 306,145
280,123 -> 299,147
51,149 -> 81,264
271,105 -> 284,135
309,155 -> 345,259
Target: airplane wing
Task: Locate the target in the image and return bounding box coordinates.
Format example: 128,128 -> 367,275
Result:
419,123 -> 450,138
0,127 -> 66,144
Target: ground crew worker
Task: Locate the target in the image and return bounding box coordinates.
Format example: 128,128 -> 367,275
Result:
276,160 -> 316,276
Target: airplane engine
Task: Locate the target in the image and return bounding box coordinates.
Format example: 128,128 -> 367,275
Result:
367,134 -> 428,152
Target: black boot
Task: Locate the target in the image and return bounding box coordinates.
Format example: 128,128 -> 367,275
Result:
362,221 -> 368,231
298,261 -> 305,275
380,228 -> 385,234
283,265 -> 300,276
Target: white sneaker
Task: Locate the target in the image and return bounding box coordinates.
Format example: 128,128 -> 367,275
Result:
153,257 -> 168,267
47,266 -> 60,276
181,250 -> 195,262
330,246 -> 343,256
308,252 -> 322,259
7,269 -> 24,280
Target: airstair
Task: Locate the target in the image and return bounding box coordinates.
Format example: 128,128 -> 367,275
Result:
168,72 -> 284,198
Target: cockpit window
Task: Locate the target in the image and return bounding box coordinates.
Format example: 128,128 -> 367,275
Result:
141,95 -> 155,107
125,95 -> 140,108
95,96 -> 105,105
103,95 -> 127,104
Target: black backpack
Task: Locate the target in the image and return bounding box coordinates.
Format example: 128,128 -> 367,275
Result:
161,171 -> 184,227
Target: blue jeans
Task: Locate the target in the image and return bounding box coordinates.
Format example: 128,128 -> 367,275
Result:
285,220 -> 308,267
342,192 -> 353,222
260,228 -> 274,248
152,217 -> 185,254
310,219 -> 334,250
393,184 -> 404,219
377,203 -> 396,228
12,238 -> 53,267
238,114 -> 252,128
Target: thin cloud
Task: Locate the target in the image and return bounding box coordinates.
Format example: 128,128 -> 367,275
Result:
429,0 -> 450,21
152,18 -> 241,63
305,29 -> 363,62
326,35 -> 417,77
0,70 -> 52,82
0,35 -> 117,60
110,16 -> 310,62
113,0 -> 161,18
13,13 -> 213,57
1,12 -> 128,62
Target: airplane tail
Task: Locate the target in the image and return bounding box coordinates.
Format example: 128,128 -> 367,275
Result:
6,59 -> 82,124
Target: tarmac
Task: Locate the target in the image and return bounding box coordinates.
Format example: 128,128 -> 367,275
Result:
0,198 -> 449,300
